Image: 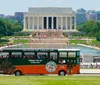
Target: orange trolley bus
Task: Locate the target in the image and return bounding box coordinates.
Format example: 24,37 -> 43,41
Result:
0,48 -> 80,76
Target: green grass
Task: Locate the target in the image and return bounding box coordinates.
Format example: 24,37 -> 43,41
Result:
0,76 -> 100,85
70,36 -> 95,39
70,40 -> 87,45
2,36 -> 12,39
92,40 -> 100,46
70,40 -> 100,46
13,40 -> 29,44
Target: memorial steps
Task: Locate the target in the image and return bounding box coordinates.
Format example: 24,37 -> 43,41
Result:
26,43 -> 68,48
29,30 -> 69,48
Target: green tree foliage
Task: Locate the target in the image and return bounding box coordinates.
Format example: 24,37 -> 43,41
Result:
0,19 -> 7,36
12,22 -> 23,32
96,31 -> 100,41
15,17 -> 23,27
0,18 -> 23,37
77,20 -> 100,37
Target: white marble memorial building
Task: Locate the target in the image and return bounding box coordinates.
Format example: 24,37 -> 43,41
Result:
23,7 -> 76,32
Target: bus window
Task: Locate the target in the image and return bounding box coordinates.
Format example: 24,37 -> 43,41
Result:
0,52 -> 9,59
59,52 -> 67,57
12,52 -> 22,59
50,52 -> 57,60
68,52 -> 76,58
37,52 -> 48,59
24,52 -> 35,59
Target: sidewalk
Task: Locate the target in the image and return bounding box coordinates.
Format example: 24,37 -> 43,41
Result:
78,44 -> 100,50
80,69 -> 100,73
0,44 -> 22,50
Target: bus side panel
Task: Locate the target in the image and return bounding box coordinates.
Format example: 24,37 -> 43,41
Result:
72,65 -> 80,74
14,65 -> 68,74
14,65 -> 48,74
14,65 -> 80,75
36,65 -> 67,74
14,65 -> 38,74
55,65 -> 67,74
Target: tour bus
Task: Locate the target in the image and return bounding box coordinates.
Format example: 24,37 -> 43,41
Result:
93,56 -> 100,62
0,48 -> 80,76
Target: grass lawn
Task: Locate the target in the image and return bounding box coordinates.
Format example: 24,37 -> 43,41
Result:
70,40 -> 100,46
92,40 -> 100,46
0,76 -> 100,85
13,40 -> 29,44
70,40 -> 87,45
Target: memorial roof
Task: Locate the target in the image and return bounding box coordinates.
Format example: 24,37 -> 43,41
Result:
28,7 -> 73,14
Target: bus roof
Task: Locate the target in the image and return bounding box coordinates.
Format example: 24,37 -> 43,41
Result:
1,48 -> 80,52
58,49 -> 80,51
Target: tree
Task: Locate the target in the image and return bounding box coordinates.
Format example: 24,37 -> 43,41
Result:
77,20 -> 100,37
0,18 -> 23,37
0,19 -> 7,36
0,34 -> 4,40
12,22 -> 23,32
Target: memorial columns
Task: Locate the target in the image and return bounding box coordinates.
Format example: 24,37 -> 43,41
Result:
33,17 -> 34,30
52,17 -> 53,29
66,17 -> 68,30
74,17 -> 76,30
47,17 -> 48,29
24,16 -> 26,30
61,17 -> 63,30
28,17 -> 30,29
56,17 -> 58,30
70,17 -> 72,30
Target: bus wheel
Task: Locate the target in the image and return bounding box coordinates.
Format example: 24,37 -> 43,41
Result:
15,71 -> 22,76
58,71 -> 66,76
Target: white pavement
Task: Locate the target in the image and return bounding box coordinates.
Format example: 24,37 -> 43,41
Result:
0,44 -> 22,50
80,69 -> 100,73
78,44 -> 100,50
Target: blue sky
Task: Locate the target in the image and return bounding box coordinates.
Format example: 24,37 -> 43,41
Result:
0,0 -> 100,15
